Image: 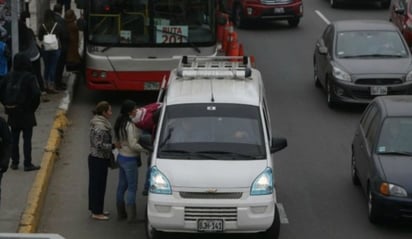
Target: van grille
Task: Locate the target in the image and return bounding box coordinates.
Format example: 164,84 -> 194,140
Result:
180,192 -> 242,199
262,0 -> 293,5
184,207 -> 237,222
355,78 -> 403,85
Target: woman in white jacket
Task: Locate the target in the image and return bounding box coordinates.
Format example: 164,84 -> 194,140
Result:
114,100 -> 145,223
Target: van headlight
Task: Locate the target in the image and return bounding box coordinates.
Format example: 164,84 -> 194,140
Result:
149,166 -> 172,195
332,66 -> 351,81
250,168 -> 273,196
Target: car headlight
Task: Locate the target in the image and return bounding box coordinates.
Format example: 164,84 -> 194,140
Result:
380,182 -> 408,197
406,71 -> 412,81
149,166 -> 172,195
332,66 -> 351,81
250,168 -> 273,196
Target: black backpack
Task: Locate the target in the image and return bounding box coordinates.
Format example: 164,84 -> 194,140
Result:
0,72 -> 28,112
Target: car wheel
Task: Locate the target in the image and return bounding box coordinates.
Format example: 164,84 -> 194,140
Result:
326,79 -> 337,108
145,211 -> 162,239
368,186 -> 383,224
314,62 -> 321,88
330,0 -> 339,8
380,1 -> 390,9
351,151 -> 360,186
234,4 -> 246,28
259,205 -> 280,239
288,18 -> 300,27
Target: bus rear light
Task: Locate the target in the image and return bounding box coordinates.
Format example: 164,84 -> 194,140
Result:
91,71 -> 98,78
247,8 -> 253,15
100,72 -> 107,78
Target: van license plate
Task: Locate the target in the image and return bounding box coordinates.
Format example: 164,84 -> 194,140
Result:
197,219 -> 223,232
274,8 -> 284,14
370,86 -> 387,96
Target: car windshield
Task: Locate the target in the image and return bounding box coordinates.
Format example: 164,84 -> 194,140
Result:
157,103 -> 266,160
376,117 -> 412,154
336,30 -> 408,58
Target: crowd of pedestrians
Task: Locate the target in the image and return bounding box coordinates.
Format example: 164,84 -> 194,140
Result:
0,2 -> 82,205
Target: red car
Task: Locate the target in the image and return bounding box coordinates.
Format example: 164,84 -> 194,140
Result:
220,0 -> 303,28
390,0 -> 412,47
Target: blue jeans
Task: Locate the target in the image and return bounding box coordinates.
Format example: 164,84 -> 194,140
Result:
11,127 -> 33,167
116,154 -> 139,205
42,49 -> 61,85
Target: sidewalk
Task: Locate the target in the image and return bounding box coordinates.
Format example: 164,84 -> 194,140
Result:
0,72 -> 76,233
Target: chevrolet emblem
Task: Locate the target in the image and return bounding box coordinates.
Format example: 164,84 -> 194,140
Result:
206,188 -> 218,193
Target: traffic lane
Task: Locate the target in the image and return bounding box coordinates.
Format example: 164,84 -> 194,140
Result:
237,5 -> 412,239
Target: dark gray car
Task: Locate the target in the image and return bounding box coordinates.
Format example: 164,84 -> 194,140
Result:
313,20 -> 412,108
351,96 -> 412,223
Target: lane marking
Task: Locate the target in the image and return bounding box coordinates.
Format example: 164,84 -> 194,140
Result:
277,203 -> 289,224
315,10 -> 330,25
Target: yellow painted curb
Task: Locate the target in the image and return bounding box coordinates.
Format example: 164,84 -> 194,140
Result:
18,109 -> 69,233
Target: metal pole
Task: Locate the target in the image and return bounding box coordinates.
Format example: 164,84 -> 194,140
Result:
11,0 -> 20,60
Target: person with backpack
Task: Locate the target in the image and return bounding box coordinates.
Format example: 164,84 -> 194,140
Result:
0,53 -> 41,171
53,4 -> 70,91
0,115 -> 11,205
38,9 -> 63,94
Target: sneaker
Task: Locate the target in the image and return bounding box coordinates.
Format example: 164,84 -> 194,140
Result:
10,164 -> 18,170
24,164 -> 40,172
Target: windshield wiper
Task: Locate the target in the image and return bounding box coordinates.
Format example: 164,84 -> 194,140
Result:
341,54 -> 403,58
196,150 -> 263,159
377,151 -> 412,156
159,149 -> 218,159
154,27 -> 201,53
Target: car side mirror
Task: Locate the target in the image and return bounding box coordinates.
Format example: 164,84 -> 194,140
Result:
318,46 -> 328,55
394,7 -> 405,15
139,134 -> 154,152
270,137 -> 287,153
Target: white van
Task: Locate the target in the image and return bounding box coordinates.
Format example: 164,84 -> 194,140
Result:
143,56 -> 287,239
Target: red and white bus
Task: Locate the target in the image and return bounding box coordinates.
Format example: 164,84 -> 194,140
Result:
77,0 -> 229,91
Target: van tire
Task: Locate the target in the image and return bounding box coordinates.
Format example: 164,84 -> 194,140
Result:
259,205 -> 280,239
145,210 -> 162,239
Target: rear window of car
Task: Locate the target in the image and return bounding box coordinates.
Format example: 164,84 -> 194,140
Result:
335,30 -> 408,58
157,103 -> 266,160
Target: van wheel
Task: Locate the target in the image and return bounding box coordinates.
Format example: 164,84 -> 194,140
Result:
368,186 -> 383,224
234,4 -> 246,28
259,205 -> 280,239
351,151 -> 360,186
145,211 -> 162,239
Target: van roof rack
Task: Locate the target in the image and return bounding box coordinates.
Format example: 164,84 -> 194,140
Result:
176,56 -> 253,79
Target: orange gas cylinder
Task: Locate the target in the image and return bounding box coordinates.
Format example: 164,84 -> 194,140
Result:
238,43 -> 244,56
217,13 -> 229,43
222,22 -> 233,54
226,31 -> 238,56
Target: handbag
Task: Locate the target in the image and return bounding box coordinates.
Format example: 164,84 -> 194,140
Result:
42,23 -> 59,51
108,149 -> 119,169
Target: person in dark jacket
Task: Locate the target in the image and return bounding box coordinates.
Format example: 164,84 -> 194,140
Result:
64,9 -> 82,73
0,115 -> 11,205
0,53 -> 41,171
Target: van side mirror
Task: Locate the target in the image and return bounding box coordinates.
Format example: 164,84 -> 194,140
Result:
270,137 -> 287,153
139,134 -> 154,152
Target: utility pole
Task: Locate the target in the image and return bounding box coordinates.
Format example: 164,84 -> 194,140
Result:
11,0 -> 20,60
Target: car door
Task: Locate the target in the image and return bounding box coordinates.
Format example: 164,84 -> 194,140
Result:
355,104 -> 379,187
315,25 -> 333,87
359,107 -> 381,190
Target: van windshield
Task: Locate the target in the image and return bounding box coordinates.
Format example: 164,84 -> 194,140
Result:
157,103 -> 266,159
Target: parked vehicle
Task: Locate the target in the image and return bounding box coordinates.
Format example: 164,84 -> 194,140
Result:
351,95 -> 412,223
389,0 -> 412,47
220,0 -> 303,28
329,0 -> 390,8
313,20 -> 412,108
142,56 -> 288,239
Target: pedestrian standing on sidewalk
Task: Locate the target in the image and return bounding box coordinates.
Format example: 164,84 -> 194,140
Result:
88,101 -> 116,221
114,100 -> 146,223
64,9 -> 82,73
18,11 -> 49,102
0,115 -> 11,206
38,9 -> 62,94
0,53 -> 41,172
53,4 -> 69,91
